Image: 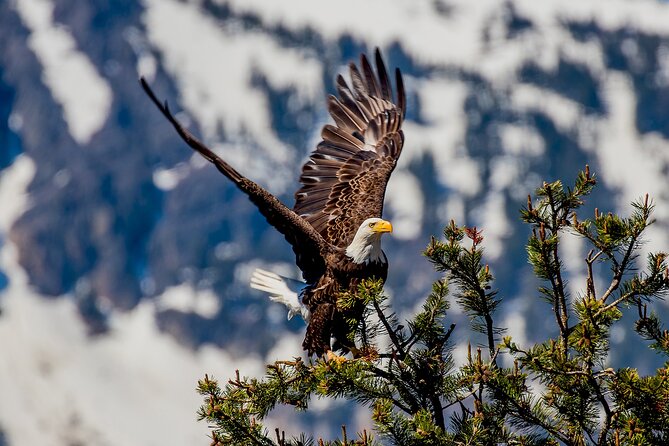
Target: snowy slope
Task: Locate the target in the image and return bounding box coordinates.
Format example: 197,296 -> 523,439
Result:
2,0 -> 669,444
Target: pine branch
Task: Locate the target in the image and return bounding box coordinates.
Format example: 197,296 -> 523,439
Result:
194,165 -> 669,445
425,223 -> 500,364
523,166 -> 598,354
546,182 -> 570,348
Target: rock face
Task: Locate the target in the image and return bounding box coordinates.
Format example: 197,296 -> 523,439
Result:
2,0 -> 669,364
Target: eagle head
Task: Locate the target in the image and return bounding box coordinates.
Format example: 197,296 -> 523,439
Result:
345,217 -> 393,264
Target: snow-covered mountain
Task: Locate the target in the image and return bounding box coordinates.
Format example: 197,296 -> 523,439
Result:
2,0 -> 669,444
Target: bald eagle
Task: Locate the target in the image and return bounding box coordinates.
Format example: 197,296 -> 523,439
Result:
141,49 -> 406,355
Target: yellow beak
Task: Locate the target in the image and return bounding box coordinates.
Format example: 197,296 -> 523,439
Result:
373,220 -> 393,234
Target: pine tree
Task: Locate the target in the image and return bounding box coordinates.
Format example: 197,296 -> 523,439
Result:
197,167 -> 669,445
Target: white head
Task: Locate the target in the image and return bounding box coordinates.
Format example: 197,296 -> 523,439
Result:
345,217 -> 393,264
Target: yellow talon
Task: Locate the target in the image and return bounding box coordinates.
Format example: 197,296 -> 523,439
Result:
326,350 -> 347,364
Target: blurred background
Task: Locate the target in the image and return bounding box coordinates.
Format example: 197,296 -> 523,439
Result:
2,0 -> 669,444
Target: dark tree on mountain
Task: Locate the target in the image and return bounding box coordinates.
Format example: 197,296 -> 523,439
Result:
197,167 -> 669,445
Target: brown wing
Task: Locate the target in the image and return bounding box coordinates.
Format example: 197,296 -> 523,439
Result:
293,49 -> 406,248
141,78 -> 330,284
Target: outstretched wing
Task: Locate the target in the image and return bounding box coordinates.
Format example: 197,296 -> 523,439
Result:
293,49 -> 406,248
141,79 -> 329,284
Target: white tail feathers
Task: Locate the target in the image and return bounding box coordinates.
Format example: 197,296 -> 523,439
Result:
250,268 -> 310,322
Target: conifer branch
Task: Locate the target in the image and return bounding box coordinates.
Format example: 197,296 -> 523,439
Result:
585,249 -> 603,300
195,166 -> 669,445
546,183 -> 570,349
590,374 -> 613,446
535,222 -> 569,353
599,223 -> 642,304
372,299 -> 405,359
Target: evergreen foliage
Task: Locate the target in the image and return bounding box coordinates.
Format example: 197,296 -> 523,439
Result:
197,167 -> 669,445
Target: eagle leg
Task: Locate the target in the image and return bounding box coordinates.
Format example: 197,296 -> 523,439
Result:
302,303 -> 335,356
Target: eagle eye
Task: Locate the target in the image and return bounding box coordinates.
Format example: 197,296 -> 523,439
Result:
368,222 -> 375,228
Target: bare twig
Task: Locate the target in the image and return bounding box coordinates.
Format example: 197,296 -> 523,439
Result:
372,299 -> 406,358
593,290 -> 639,320
586,249 -> 604,300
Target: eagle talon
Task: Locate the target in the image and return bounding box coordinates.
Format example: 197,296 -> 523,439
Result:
326,350 -> 347,364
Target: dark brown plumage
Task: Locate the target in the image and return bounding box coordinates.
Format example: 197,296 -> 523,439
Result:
295,51 -> 405,249
141,49 -> 406,355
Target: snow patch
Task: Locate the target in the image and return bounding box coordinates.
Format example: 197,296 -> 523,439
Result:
243,260 -> 299,282
152,163 -> 190,191
559,231 -> 587,302
8,112 -> 24,133
265,332 -> 304,362
155,283 -> 221,318
0,155 -> 35,232
502,310 -> 528,356
451,337 -> 472,368
489,156 -> 523,192
438,194 -> 466,226
516,0 -> 669,36
384,170 -> 424,240
0,155 -> 263,446
222,0 -> 669,82
123,26 -> 157,81
611,324 -> 626,344
142,0 -> 323,193
403,80 -> 482,196
594,73 -> 669,257
596,74 -> 668,207
14,0 -> 112,145
471,192 -> 511,261
0,237 -> 263,446
222,0 -> 487,68
510,83 -> 582,130
0,279 -> 262,446
499,124 -> 545,156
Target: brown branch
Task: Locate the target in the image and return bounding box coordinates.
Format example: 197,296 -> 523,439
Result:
372,299 -> 406,358
442,387 -> 478,410
547,190 -> 570,353
504,395 -> 572,444
458,256 -> 498,364
538,223 -> 568,353
368,364 -> 418,414
599,214 -> 644,304
593,290 -> 639,320
586,249 -> 603,300
590,374 -> 613,446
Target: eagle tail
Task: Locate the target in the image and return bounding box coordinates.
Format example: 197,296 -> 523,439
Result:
250,269 -> 310,322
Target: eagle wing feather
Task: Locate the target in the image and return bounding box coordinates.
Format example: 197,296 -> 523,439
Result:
140,79 -> 329,284
294,49 -> 406,248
